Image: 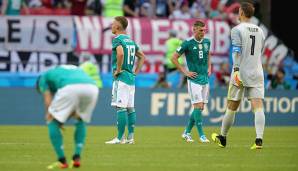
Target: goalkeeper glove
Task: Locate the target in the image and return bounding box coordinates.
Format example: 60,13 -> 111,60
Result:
232,68 -> 243,88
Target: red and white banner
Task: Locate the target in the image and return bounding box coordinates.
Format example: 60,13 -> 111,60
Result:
74,17 -> 231,56
0,16 -> 291,74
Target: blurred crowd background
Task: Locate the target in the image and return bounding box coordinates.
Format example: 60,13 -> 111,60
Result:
0,0 -> 297,90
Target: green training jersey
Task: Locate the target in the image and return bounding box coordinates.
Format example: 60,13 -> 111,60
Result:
165,37 -> 183,69
80,61 -> 103,88
112,34 -> 139,85
38,65 -> 96,94
176,37 -> 210,85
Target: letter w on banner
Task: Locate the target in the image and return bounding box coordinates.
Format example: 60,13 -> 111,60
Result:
2,16 -> 73,52
74,16 -> 233,56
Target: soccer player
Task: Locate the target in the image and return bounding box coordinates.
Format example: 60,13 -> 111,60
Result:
36,65 -> 99,169
105,16 -> 145,144
211,2 -> 266,149
172,20 -> 212,143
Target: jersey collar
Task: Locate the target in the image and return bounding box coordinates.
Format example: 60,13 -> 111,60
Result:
193,36 -> 203,43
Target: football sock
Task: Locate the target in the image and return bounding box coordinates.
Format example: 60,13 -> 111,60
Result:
127,110 -> 136,140
254,108 -> 265,139
74,119 -> 86,156
117,108 -> 127,140
48,120 -> 65,159
220,109 -> 236,136
193,108 -> 204,136
184,111 -> 195,134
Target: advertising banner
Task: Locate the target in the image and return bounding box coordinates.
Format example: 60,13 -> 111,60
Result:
74,17 -> 231,56
0,16 -> 291,75
0,88 -> 297,126
0,51 -> 164,74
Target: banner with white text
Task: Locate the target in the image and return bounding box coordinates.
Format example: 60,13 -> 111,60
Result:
0,16 -> 74,52
0,16 -> 291,75
74,17 -> 231,56
0,88 -> 297,125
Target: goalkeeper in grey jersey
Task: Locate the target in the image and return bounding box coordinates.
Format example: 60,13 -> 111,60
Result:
212,2 -> 266,150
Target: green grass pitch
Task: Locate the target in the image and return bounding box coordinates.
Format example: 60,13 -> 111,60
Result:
0,126 -> 297,171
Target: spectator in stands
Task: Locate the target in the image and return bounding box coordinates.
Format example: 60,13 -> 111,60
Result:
102,0 -> 123,17
42,0 -> 67,9
189,0 -> 208,19
170,0 -> 191,19
40,0 -> 54,8
139,1 -> 154,17
152,0 -> 174,18
123,0 -> 139,17
27,0 -> 42,7
153,29 -> 186,88
208,0 -> 222,18
208,0 -> 238,20
164,29 -> 186,87
68,0 -> 87,16
40,0 -> 64,8
266,68 -> 291,90
87,0 -> 102,15
215,62 -> 230,88
1,0 -> 29,15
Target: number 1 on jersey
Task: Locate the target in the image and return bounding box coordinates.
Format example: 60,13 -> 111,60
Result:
249,35 -> 255,55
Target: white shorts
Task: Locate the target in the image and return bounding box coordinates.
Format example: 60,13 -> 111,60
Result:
187,80 -> 209,104
227,83 -> 264,101
48,84 -> 99,123
111,80 -> 135,108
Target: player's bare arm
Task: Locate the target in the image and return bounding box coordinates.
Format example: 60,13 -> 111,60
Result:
171,52 -> 197,79
114,45 -> 124,77
134,50 -> 146,75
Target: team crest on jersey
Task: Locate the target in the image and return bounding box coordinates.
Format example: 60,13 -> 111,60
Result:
204,43 -> 209,50
198,44 -> 203,49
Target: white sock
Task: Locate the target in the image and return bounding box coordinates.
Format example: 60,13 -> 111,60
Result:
128,133 -> 134,140
220,109 -> 236,136
254,109 -> 265,139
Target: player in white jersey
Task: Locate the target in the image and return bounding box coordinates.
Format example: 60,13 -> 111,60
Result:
212,2 -> 266,149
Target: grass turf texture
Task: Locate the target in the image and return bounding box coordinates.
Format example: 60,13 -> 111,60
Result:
0,126 -> 297,171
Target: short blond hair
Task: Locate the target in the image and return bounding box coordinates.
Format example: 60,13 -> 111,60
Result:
115,16 -> 128,30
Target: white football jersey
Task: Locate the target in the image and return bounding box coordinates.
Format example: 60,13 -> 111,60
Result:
231,22 -> 265,87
